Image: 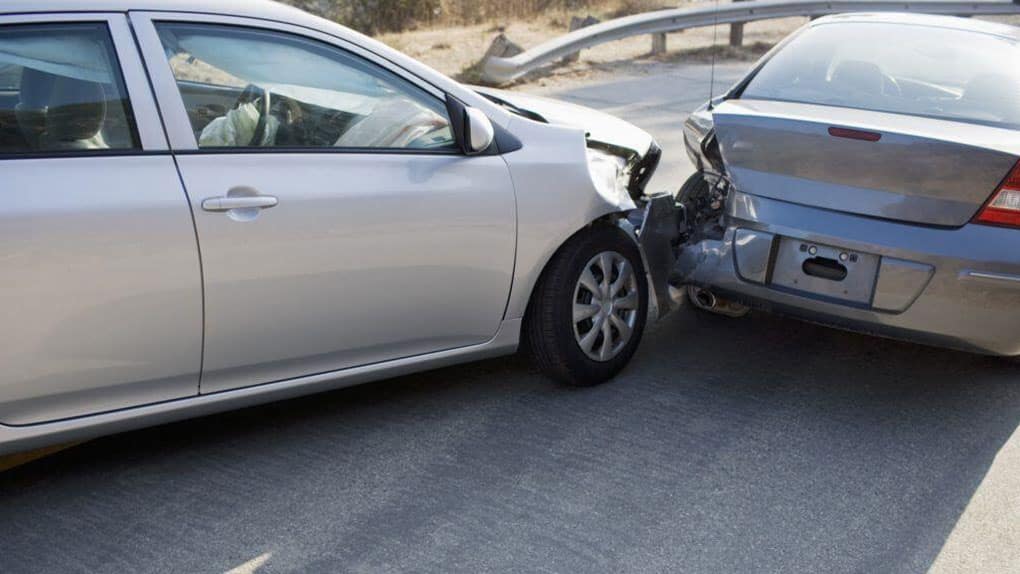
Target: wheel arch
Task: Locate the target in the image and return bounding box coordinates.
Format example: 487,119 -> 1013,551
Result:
511,213 -> 636,325
498,115 -> 645,324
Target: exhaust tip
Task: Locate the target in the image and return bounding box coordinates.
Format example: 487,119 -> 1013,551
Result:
686,285 -> 751,318
690,287 -> 717,310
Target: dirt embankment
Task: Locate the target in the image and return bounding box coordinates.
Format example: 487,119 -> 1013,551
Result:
378,9 -> 803,88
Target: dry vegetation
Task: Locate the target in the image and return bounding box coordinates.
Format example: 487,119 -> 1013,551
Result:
278,2 -> 1020,89
282,0 -> 671,33
280,0 -> 800,85
383,14 -> 804,87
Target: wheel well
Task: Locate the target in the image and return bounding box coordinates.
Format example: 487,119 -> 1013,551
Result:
521,216 -> 629,329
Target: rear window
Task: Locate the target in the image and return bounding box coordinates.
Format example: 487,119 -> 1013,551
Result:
741,22 -> 1020,129
0,23 -> 139,155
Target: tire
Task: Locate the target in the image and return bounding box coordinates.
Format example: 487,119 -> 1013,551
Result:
524,224 -> 649,386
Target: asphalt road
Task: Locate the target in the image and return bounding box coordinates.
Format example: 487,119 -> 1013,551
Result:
2,62 -> 1019,574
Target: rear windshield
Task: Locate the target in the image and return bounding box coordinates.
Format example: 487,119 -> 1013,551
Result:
741,22 -> 1020,129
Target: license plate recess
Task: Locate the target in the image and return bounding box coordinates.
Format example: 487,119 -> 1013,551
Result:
769,238 -> 880,305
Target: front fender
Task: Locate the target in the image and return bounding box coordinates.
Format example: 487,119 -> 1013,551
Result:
503,117 -> 677,321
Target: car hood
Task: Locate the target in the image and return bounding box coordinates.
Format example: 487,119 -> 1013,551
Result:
471,86 -> 655,160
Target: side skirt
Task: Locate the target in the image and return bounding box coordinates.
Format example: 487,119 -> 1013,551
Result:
0,319 -> 522,456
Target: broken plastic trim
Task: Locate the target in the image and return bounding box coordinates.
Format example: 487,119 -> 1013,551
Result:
630,192 -> 681,319
629,141 -> 662,199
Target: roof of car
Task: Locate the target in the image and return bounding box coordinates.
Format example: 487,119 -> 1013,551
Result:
811,12 -> 1020,40
0,0 -> 316,23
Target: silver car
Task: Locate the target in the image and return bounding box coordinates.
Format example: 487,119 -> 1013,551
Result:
0,0 -> 675,455
680,13 -> 1020,357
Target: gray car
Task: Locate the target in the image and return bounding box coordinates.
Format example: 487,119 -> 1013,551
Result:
680,13 -> 1020,357
0,0 -> 675,455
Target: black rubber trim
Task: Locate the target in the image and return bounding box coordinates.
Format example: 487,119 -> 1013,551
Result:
171,146 -> 462,156
492,120 -> 522,154
0,149 -> 169,160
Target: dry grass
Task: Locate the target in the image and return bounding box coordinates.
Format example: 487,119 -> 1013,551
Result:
282,0 -> 672,33
280,0 -> 799,87
286,0 -> 674,30
291,5 -> 1020,90
378,12 -> 806,86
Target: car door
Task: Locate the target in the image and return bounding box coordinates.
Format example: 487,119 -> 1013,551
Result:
0,14 -> 202,425
132,13 -> 517,394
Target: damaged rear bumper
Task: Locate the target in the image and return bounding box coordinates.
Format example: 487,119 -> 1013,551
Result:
676,190 -> 1020,356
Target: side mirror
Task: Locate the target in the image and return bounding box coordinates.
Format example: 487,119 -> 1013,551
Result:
446,96 -> 494,155
464,107 -> 495,154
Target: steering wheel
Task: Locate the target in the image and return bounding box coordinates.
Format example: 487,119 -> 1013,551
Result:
269,94 -> 305,146
882,73 -> 902,98
234,83 -> 271,146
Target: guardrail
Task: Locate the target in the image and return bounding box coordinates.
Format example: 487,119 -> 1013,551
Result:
481,0 -> 1020,84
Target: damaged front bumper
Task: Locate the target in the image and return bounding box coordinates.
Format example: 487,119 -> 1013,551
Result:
622,192 -> 683,320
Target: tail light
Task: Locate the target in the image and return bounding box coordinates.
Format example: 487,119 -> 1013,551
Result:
975,160 -> 1020,227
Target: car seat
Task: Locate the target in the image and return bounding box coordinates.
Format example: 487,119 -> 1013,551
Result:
959,74 -> 1020,125
829,60 -> 886,98
45,75 -> 108,150
14,67 -> 54,149
15,67 -> 108,151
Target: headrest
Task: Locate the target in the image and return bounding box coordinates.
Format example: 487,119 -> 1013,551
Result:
15,67 -> 56,148
18,67 -> 56,108
960,74 -> 1020,124
830,60 -> 885,95
963,74 -> 1015,105
45,76 -> 107,144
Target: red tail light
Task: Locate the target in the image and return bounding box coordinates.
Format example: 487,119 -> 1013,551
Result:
975,160 -> 1020,227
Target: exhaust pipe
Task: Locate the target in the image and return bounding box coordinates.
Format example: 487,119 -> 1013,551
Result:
693,288 -> 717,310
687,286 -> 750,318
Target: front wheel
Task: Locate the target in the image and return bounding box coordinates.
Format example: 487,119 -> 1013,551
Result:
524,225 -> 649,386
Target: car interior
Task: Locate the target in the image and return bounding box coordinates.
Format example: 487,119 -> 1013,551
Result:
0,22 -> 458,155
158,24 -> 458,150
0,22 -> 138,155
0,66 -> 137,154
741,23 -> 1020,129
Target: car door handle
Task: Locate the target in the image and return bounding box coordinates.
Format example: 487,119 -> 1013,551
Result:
201,195 -> 279,212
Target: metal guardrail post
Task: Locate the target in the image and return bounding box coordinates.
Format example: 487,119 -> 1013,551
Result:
729,22 -> 744,45
730,0 -> 748,46
652,32 -> 668,54
564,15 -> 600,63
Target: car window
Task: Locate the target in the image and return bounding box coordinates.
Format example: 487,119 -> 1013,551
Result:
741,22 -> 1020,129
155,23 -> 458,151
0,23 -> 139,155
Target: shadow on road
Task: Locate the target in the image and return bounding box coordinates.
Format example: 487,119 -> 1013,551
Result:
1,309 -> 1018,573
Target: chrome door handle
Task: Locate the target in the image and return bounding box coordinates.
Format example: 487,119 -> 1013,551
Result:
202,195 -> 278,212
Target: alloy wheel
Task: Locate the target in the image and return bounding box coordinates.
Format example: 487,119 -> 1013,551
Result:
571,250 -> 640,362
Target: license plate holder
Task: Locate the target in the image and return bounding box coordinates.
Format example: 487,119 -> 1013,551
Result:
770,237 -> 880,305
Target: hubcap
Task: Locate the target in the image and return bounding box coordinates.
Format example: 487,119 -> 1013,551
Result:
572,251 -> 640,362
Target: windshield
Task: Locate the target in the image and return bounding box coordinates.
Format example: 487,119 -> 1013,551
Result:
741,22 -> 1020,129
